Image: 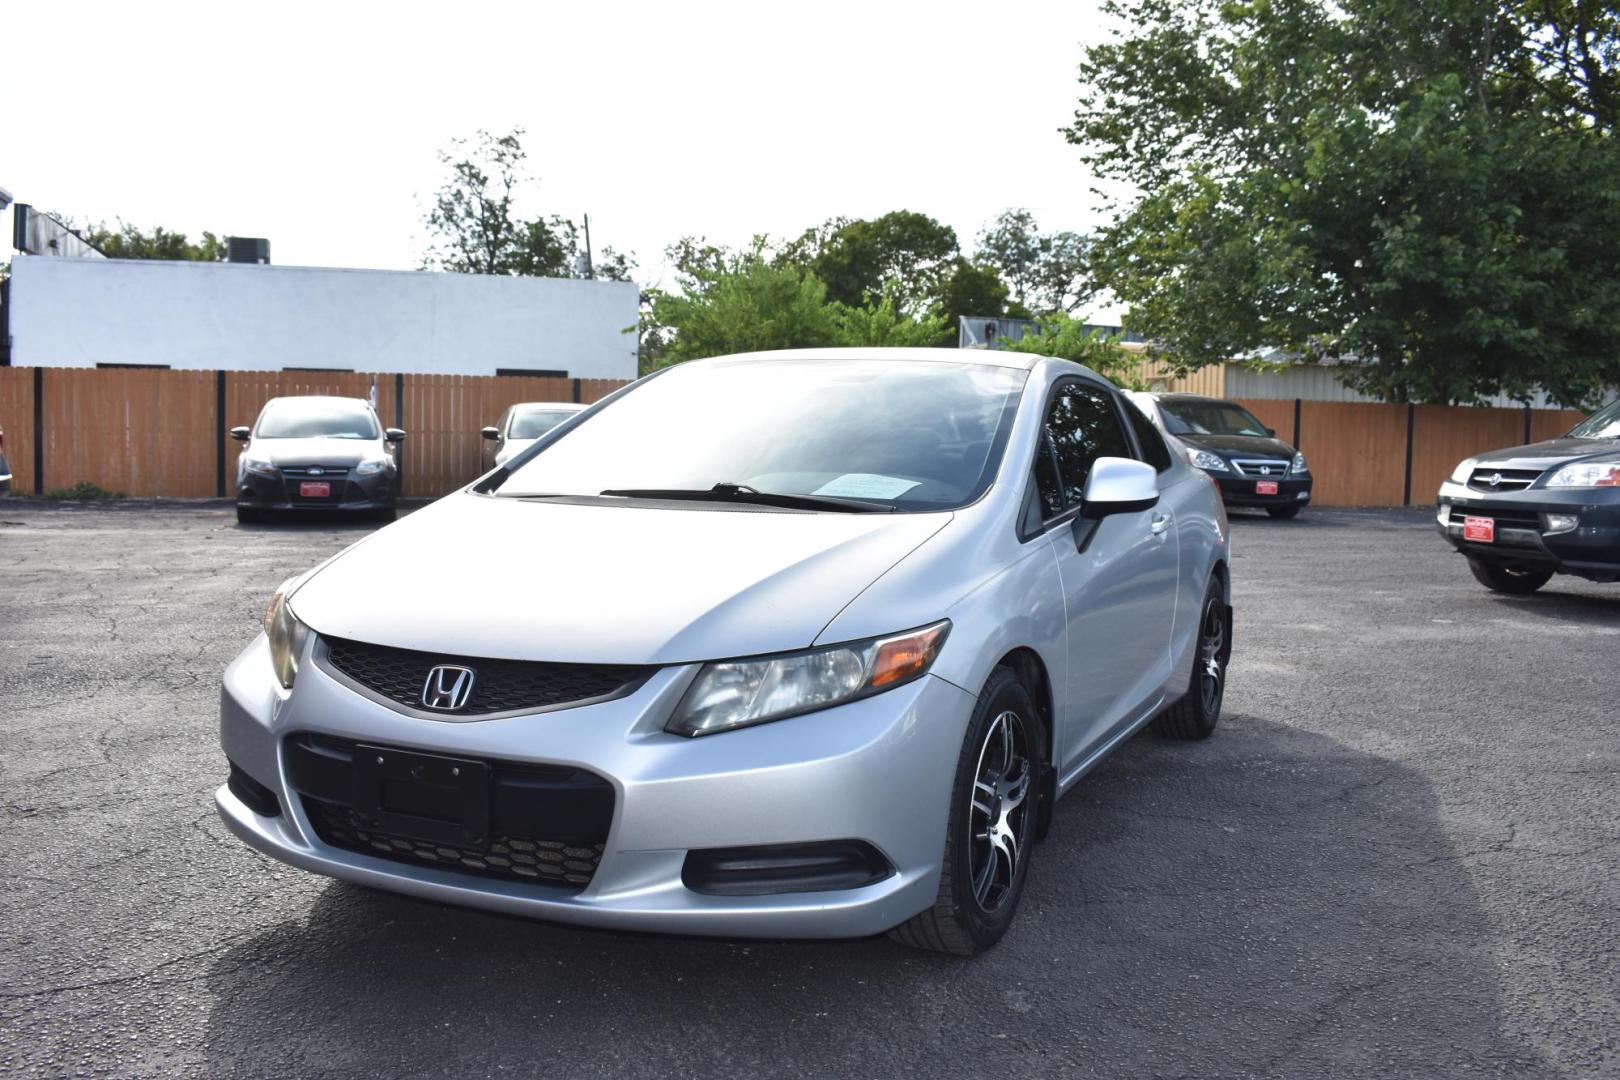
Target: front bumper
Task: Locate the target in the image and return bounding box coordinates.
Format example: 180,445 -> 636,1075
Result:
1436,482 -> 1620,581
1210,472 -> 1312,508
216,634 -> 975,938
238,469 -> 395,512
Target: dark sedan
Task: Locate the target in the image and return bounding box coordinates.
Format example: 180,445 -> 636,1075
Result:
231,396 -> 404,524
1129,392 -> 1312,518
1436,398 -> 1620,593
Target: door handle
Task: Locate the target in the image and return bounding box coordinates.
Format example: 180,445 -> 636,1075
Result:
1151,513 -> 1171,536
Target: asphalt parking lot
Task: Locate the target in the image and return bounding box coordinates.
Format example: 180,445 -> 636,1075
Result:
1,502 -> 1615,1078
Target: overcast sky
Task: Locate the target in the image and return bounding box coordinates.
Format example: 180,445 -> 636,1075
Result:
5,0 -> 1121,314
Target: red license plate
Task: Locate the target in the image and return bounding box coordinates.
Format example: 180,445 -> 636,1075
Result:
1255,480 -> 1279,495
1462,515 -> 1495,543
299,481 -> 331,498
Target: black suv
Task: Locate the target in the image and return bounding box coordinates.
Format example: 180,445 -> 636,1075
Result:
1129,392 -> 1312,518
1437,398 -> 1620,593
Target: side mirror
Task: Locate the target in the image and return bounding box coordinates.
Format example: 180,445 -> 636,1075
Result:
1265,427 -> 1276,437
1081,457 -> 1159,519
385,428 -> 407,442
481,426 -> 500,441
229,426 -> 251,442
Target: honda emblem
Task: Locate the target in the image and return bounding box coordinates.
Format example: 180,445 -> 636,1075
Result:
421,665 -> 476,710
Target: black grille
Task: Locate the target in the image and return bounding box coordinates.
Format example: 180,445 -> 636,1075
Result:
1467,467 -> 1542,493
320,637 -> 653,716
1231,459 -> 1292,477
305,800 -> 604,887
287,734 -> 614,891
1455,506 -> 1542,529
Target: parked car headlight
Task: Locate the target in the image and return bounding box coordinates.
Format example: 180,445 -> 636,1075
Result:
264,584 -> 311,689
243,456 -> 277,478
1187,449 -> 1230,472
1546,462 -> 1620,488
354,457 -> 392,476
666,621 -> 951,737
1290,452 -> 1309,474
1449,458 -> 1476,483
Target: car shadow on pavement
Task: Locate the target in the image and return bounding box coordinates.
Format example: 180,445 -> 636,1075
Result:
200,716 -> 1542,1078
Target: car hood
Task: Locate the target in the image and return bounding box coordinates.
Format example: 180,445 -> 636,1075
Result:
1176,433 -> 1296,458
1470,437 -> 1619,470
249,437 -> 382,467
288,494 -> 953,665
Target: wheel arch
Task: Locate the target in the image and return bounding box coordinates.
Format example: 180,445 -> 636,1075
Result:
994,646 -> 1057,841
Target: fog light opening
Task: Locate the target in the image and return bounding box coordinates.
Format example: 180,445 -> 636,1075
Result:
1544,513 -> 1580,535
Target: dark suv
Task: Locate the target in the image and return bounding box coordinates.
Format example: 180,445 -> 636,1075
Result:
1436,399 -> 1620,593
1129,392 -> 1312,518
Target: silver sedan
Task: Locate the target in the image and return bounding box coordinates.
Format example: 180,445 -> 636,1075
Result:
216,348 -> 1232,954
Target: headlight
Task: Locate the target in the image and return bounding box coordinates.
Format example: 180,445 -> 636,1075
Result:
1290,452 -> 1309,474
1187,449 -> 1229,472
666,621 -> 950,737
355,457 -> 392,476
1449,458 -> 1476,483
263,584 -> 311,689
1546,462 -> 1620,488
243,457 -> 277,478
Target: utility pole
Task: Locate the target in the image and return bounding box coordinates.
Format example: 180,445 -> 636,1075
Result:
582,213 -> 595,280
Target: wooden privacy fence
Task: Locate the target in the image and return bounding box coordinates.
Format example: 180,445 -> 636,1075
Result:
0,367 -> 629,498
1233,398 -> 1586,507
0,367 -> 1591,505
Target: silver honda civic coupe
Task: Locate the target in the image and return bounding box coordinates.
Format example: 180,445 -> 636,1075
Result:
216,348 -> 1232,954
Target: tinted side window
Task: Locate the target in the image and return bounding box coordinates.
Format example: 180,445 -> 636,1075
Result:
1125,399 -> 1174,472
1045,382 -> 1133,507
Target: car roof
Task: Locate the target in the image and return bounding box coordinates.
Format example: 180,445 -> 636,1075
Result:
511,401 -> 585,412
689,347 -> 1044,372
262,395 -> 372,407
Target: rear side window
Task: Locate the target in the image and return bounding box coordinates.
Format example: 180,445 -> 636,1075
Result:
1125,399 -> 1175,472
1045,382 -> 1133,507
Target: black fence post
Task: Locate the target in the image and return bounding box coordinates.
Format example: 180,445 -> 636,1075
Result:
1292,398 -> 1302,450
215,371 -> 227,498
571,378 -> 582,404
32,366 -> 44,495
1523,404 -> 1532,445
1402,402 -> 1416,506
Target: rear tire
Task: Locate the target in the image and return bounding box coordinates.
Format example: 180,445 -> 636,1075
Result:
889,667 -> 1041,955
1154,576 -> 1230,741
236,506 -> 260,525
1266,505 -> 1302,519
1468,557 -> 1552,594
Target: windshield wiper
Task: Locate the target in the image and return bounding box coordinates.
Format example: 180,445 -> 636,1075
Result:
598,482 -> 894,513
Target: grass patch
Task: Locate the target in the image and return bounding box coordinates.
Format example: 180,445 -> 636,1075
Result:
43,481 -> 128,501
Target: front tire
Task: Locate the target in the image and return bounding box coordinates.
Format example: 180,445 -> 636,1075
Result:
889,667 -> 1040,955
236,506 -> 260,525
1154,576 -> 1230,741
1266,505 -> 1302,519
1468,557 -> 1552,594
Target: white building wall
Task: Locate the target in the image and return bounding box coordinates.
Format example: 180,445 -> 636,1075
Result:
7,256 -> 639,378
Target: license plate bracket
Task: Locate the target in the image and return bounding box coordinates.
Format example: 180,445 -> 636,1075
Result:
1462,515 -> 1495,543
1255,480 -> 1279,495
299,480 -> 332,498
353,745 -> 492,849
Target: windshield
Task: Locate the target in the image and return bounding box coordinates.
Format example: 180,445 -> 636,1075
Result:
1159,399 -> 1271,438
1568,398 -> 1620,439
497,358 -> 1027,511
256,400 -> 379,440
509,410 -> 578,440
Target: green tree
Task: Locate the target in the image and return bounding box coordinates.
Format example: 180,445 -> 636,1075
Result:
81,221 -> 226,261
1070,0 -> 1620,405
934,257 -> 1017,341
831,292 -> 951,347
1000,313 -> 1137,385
422,127 -> 633,281
976,210 -> 1093,314
785,211 -> 961,314
647,241 -> 841,364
